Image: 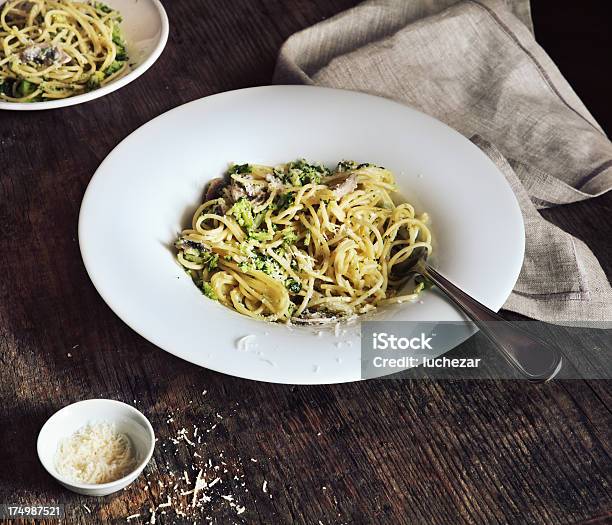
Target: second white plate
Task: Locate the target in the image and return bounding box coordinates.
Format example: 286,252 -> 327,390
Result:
0,0 -> 168,110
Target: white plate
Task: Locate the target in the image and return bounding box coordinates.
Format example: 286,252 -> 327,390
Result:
79,86 -> 524,384
0,0 -> 168,111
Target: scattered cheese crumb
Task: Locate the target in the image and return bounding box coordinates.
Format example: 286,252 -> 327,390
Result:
158,496 -> 172,509
235,335 -> 257,351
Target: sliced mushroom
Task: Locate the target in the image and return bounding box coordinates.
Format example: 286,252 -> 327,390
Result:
20,43 -> 70,66
205,177 -> 226,201
222,183 -> 247,204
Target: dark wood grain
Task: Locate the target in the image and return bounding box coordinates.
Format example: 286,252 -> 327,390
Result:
1,1 -> 610,524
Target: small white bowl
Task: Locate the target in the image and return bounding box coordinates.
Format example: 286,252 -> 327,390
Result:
37,399 -> 155,496
0,0 -> 169,111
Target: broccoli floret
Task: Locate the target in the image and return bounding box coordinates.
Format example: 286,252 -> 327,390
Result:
228,197 -> 254,229
86,71 -> 105,91
0,78 -> 14,96
199,281 -> 218,300
115,43 -> 128,61
240,239 -> 256,258
282,228 -> 298,245
227,163 -> 252,176
239,251 -> 283,279
16,80 -> 36,97
283,159 -> 329,186
253,254 -> 279,276
286,279 -> 302,294
112,23 -> 123,44
92,1 -> 113,13
104,60 -> 124,77
111,25 -> 128,60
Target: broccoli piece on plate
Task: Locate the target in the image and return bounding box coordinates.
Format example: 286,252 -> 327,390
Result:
86,71 -> 105,90
199,281 -> 218,300
228,197 -> 254,229
283,159 -> 329,186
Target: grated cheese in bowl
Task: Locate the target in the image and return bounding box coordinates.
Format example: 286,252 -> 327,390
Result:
54,421 -> 139,484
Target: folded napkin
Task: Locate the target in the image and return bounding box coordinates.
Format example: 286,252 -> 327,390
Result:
274,0 -> 612,323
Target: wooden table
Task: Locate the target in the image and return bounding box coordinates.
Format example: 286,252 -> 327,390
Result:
1,1 -> 610,523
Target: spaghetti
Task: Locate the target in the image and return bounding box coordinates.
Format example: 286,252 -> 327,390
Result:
176,160 -> 433,324
0,0 -> 128,102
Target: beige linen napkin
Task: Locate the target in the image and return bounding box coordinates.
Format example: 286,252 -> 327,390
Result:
274,0 -> 612,323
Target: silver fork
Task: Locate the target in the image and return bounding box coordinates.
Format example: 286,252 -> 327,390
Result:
402,251 -> 563,382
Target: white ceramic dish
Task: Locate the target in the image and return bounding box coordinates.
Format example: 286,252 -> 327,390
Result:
0,0 -> 168,111
37,399 -> 155,496
79,85 -> 524,384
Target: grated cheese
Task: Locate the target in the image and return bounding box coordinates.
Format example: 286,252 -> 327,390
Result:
54,421 -> 138,484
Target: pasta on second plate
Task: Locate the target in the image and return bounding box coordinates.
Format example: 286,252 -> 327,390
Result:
0,0 -> 128,102
176,160 -> 432,324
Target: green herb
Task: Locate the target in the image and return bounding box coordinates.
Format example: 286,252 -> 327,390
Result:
286,279 -> 302,294
337,160 -> 379,172
227,163 -> 252,176
92,1 -> 113,13
274,192 -> 294,211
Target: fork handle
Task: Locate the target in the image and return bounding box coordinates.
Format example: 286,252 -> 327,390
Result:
423,264 -> 563,382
